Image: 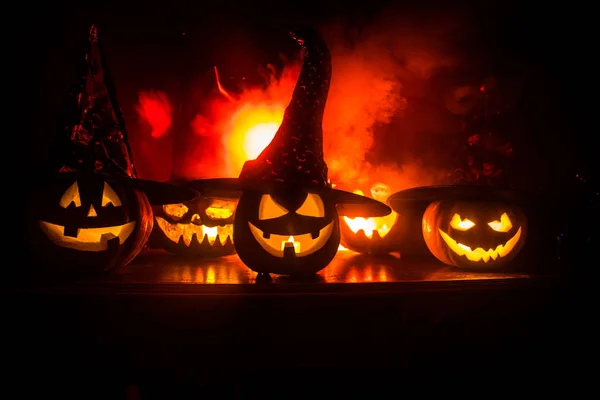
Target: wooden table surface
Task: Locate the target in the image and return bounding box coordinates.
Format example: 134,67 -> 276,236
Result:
11,248 -> 553,294
8,248 -> 578,395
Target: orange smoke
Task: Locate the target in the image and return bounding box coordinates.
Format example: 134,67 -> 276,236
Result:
208,63 -> 300,176
136,90 -> 172,138
225,106 -> 284,172
197,37 -> 445,190
133,11 -> 469,188
132,90 -> 174,181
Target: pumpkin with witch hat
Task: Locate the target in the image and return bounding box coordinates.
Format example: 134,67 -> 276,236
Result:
26,25 -> 197,273
191,27 -> 391,276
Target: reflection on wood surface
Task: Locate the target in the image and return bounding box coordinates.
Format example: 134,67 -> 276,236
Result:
113,249 -> 533,284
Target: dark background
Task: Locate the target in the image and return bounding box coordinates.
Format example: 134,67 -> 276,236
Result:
12,0 -> 595,393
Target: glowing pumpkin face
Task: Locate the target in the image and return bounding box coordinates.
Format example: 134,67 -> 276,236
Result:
233,185 -> 340,275
31,175 -> 153,271
339,184 -> 402,255
151,196 -> 237,257
422,200 -> 527,269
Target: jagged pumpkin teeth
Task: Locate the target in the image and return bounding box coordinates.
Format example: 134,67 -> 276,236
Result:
339,184 -> 402,256
155,217 -> 233,247
150,194 -> 238,257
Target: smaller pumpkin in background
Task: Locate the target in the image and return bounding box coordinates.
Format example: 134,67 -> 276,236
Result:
339,183 -> 403,255
422,199 -> 527,269
151,195 -> 238,257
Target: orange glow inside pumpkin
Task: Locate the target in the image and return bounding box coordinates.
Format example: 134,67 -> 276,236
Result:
281,236 -> 300,253
40,181 -> 137,251
206,199 -> 236,220
248,193 -> 335,257
433,212 -> 521,263
342,186 -> 397,239
157,200 -> 237,247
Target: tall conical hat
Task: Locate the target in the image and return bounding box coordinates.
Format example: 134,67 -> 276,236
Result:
191,27 -> 390,218
47,25 -> 197,205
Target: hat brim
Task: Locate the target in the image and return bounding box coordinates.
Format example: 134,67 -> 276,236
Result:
388,185 -> 521,211
46,173 -> 199,205
189,178 -> 391,218
128,178 -> 199,205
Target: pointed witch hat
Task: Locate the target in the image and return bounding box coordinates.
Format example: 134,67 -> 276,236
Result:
46,25 -> 197,205
191,27 -> 390,218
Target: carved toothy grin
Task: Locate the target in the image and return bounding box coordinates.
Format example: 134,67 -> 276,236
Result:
438,227 -> 522,263
155,217 -> 233,247
39,221 -> 136,251
248,221 -> 334,258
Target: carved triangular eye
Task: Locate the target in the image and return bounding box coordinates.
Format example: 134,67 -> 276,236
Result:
60,182 -> 82,208
162,203 -> 189,221
488,213 -> 512,232
101,182 -> 121,207
449,214 -> 475,231
258,195 -> 288,220
205,199 -> 236,220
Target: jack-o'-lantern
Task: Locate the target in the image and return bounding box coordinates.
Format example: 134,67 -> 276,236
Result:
33,175 -> 154,271
339,184 -> 402,255
26,25 -> 197,272
193,27 -> 391,276
422,196 -> 527,269
151,195 -> 238,257
232,185 -> 341,275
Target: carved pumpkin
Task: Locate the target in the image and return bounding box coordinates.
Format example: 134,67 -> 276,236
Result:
422,199 -> 527,269
233,186 -> 341,275
191,27 -> 390,276
25,25 -> 196,273
31,175 -> 153,272
151,195 -> 237,257
339,184 -> 402,255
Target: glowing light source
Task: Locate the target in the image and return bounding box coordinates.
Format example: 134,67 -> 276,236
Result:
243,122 -> 279,160
280,236 -> 301,253
225,105 -> 284,175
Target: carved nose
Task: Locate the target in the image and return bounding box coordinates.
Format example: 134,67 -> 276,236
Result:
191,214 -> 202,225
87,205 -> 98,217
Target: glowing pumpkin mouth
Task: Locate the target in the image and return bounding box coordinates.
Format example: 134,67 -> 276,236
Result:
438,227 -> 522,263
155,217 -> 233,247
39,221 -> 136,252
248,221 -> 334,258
